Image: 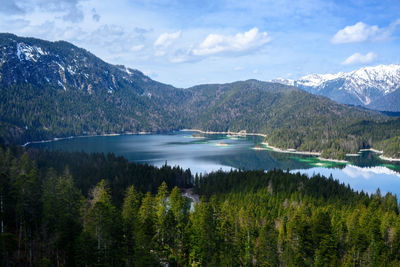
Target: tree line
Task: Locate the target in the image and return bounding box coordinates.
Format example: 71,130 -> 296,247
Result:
1,147 -> 400,266
2,79 -> 400,160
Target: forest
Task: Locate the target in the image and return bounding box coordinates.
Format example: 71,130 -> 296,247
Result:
1,146 -> 400,266
1,33 -> 400,160
2,81 -> 400,160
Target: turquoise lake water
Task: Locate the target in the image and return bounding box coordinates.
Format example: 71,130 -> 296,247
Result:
28,131 -> 400,196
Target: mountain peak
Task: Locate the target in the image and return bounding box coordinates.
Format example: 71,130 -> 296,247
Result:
274,64 -> 400,111
0,33 -> 158,95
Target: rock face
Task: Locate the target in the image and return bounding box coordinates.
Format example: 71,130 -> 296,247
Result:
0,33 -> 153,94
0,33 -> 187,143
272,65 -> 400,112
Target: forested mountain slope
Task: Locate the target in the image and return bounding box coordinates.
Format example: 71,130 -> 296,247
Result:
183,80 -> 400,158
1,33 -> 400,159
0,33 -> 188,143
1,147 -> 400,266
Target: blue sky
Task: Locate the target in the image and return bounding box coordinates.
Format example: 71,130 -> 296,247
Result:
0,0 -> 399,87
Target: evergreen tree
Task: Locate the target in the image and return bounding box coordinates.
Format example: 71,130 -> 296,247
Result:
82,180 -> 122,266
122,185 -> 141,266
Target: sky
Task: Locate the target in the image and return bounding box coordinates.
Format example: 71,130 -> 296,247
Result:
0,0 -> 399,88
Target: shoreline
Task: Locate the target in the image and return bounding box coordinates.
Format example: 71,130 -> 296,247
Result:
181,129 -> 267,138
379,155 -> 400,162
21,131 -> 150,147
21,128 -> 400,162
346,153 -> 360,157
259,142 -> 321,156
316,157 -> 349,164
359,148 -> 384,154
182,129 -> 400,162
359,148 -> 400,162
256,143 -> 349,163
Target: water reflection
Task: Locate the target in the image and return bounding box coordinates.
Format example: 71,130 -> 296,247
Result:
28,131 -> 400,195
293,165 -> 400,195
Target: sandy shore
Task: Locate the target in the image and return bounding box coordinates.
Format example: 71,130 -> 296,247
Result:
379,155 -> 400,162
359,148 -> 384,154
317,157 -> 349,164
215,142 -> 229,147
254,143 -> 349,163
181,129 -> 267,138
260,142 -> 321,156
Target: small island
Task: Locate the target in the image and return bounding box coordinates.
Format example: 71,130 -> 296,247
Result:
215,142 -> 229,147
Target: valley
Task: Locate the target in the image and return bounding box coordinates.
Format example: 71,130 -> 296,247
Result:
1,34 -> 400,160
26,131 -> 400,195
2,1 -> 400,265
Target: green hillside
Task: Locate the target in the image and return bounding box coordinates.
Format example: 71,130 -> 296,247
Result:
1,34 -> 399,159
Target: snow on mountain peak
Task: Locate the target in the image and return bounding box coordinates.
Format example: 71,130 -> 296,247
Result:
16,42 -> 48,62
295,64 -> 400,97
345,64 -> 400,96
272,64 -> 400,109
270,78 -> 295,86
294,64 -> 400,89
298,72 -> 344,87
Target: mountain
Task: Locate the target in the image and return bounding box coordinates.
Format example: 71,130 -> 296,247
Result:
0,33 -> 188,143
184,80 -> 400,159
368,89 -> 400,112
273,65 -> 400,112
1,33 -> 400,159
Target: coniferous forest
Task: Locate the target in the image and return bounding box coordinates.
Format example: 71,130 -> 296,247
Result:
2,34 -> 400,161
1,147 -> 400,266
2,2 -> 400,267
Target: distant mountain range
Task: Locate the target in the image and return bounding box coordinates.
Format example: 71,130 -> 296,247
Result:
1,33 -> 400,159
272,65 -> 400,112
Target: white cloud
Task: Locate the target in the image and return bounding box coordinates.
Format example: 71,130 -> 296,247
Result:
343,165 -> 400,179
332,22 -> 379,44
131,44 -> 144,51
192,27 -> 271,56
332,20 -> 400,44
342,52 -> 377,65
154,30 -> 181,48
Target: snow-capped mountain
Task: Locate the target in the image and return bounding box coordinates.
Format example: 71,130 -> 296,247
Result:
0,33 -> 152,94
0,33 -> 187,143
272,65 -> 400,112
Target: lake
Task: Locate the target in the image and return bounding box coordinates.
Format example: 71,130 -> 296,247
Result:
28,131 -> 400,196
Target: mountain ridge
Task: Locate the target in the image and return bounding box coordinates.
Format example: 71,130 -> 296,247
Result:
1,33 -> 400,159
272,64 -> 400,111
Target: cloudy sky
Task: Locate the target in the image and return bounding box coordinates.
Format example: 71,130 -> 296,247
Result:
1,0 -> 399,87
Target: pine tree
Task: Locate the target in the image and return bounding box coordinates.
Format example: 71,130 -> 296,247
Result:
122,185 -> 141,266
82,179 -> 122,266
257,222 -> 279,266
138,191 -> 157,265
